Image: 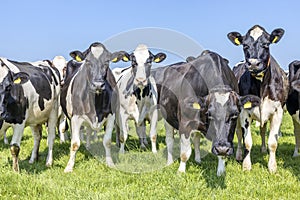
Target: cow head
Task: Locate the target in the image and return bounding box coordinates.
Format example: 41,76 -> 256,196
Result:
0,62 -> 29,120
183,87 -> 260,157
72,42 -> 124,94
228,25 -> 284,75
122,44 -> 166,89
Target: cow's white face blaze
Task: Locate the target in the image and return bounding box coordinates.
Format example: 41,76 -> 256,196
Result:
122,44 -> 166,90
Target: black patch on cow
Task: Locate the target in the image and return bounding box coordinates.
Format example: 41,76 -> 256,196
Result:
245,119 -> 249,129
133,84 -> 151,101
0,120 -> 3,129
8,60 -> 54,111
4,84 -> 28,124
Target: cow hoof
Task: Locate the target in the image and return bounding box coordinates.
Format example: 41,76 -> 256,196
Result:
178,162 -> 186,173
217,169 -> 225,177
64,167 -> 73,173
242,160 -> 252,171
293,151 -> 299,157
167,159 -> 174,166
46,162 -> 53,167
140,143 -> 147,151
268,162 -> 277,173
236,149 -> 243,161
106,158 -> 115,168
195,157 -> 201,164
29,159 -> 35,164
261,146 -> 267,153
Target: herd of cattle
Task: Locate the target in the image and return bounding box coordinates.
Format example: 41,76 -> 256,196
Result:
1,25 -> 300,176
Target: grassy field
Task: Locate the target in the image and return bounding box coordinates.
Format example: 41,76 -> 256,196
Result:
0,113 -> 299,199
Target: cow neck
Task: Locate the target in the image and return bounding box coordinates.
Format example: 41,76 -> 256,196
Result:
133,83 -> 151,101
250,57 -> 271,82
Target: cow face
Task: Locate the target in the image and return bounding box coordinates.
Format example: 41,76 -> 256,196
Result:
184,89 -> 260,157
79,42 -> 124,93
122,44 -> 166,89
0,64 -> 29,120
228,25 -> 284,73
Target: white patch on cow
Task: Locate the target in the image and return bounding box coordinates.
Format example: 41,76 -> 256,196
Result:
250,26 -> 264,41
52,56 -> 67,78
91,46 -> 104,59
217,156 -> 226,176
0,62 -> 9,82
134,44 -> 150,82
260,96 -> 281,125
214,92 -> 229,106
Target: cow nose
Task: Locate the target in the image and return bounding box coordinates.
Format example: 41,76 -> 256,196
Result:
212,141 -> 233,156
248,58 -> 260,66
92,81 -> 105,91
135,78 -> 147,86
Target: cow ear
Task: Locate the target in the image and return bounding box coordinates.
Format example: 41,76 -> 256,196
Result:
270,28 -> 284,44
239,95 -> 260,110
186,56 -> 196,62
122,53 -> 131,62
111,51 -> 126,63
227,32 -> 243,46
291,79 -> 300,92
70,51 -> 84,62
153,53 -> 166,63
12,72 -> 29,85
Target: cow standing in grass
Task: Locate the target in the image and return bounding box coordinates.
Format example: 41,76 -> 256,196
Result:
60,42 -> 124,172
0,58 -> 60,172
152,50 -> 259,176
286,60 -> 300,157
227,25 -> 289,173
113,44 -> 166,153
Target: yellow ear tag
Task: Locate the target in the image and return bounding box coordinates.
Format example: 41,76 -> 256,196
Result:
243,101 -> 252,109
75,55 -> 82,62
154,57 -> 160,63
14,77 -> 21,84
123,56 -> 129,62
234,38 -> 241,45
272,36 -> 278,43
193,102 -> 201,110
111,57 -> 118,62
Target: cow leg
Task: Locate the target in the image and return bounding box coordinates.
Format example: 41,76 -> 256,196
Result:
192,132 -> 201,164
115,124 -> 121,148
119,111 -> 129,154
178,132 -> 191,173
268,108 -> 283,173
103,114 -> 115,167
85,126 -> 93,149
136,121 -> 147,150
10,124 -> 25,172
165,120 -> 174,165
217,156 -> 226,176
240,110 -> 253,171
46,104 -> 58,167
149,109 -> 158,153
292,117 -> 300,157
64,116 -> 84,173
29,125 -> 42,164
58,114 -> 68,143
3,130 -> 8,144
235,118 -> 243,161
260,123 -> 267,153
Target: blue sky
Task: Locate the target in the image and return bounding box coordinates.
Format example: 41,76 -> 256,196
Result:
1,1 -> 300,70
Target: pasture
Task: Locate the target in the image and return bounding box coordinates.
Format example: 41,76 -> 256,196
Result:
0,113 -> 299,199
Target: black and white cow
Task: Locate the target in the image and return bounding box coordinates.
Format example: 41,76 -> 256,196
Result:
152,50 -> 259,176
228,25 -> 289,173
0,58 -> 60,172
113,44 -> 166,153
60,42 -> 124,172
286,60 -> 300,157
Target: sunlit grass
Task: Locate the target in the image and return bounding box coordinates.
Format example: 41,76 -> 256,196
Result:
0,113 -> 299,199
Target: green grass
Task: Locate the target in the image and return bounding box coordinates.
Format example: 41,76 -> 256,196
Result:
0,113 -> 300,199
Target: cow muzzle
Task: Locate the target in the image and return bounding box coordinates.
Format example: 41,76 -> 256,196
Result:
212,140 -> 233,156
91,81 -> 105,94
134,77 -> 147,88
246,59 -> 265,72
